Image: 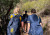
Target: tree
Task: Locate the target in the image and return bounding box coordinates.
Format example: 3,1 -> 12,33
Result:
0,0 -> 20,16
0,0 -> 20,35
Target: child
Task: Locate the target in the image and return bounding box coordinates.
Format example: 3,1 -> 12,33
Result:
23,11 -> 28,32
7,7 -> 22,35
27,9 -> 43,35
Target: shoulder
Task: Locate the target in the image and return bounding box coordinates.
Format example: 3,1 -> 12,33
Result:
23,14 -> 25,16
28,15 -> 31,18
10,14 -> 14,16
33,14 -> 38,18
33,14 -> 37,16
10,14 -> 14,19
17,14 -> 22,17
38,17 -> 41,19
16,14 -> 22,18
10,14 -> 18,18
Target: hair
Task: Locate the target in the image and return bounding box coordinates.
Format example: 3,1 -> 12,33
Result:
13,7 -> 20,14
31,9 -> 36,13
25,11 -> 27,13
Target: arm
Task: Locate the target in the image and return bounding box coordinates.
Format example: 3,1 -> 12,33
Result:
39,17 -> 43,26
40,23 -> 43,27
27,16 -> 30,33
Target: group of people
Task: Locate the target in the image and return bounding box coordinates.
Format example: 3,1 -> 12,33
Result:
7,7 -> 43,35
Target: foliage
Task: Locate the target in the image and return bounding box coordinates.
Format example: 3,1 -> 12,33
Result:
0,0 -> 20,17
20,0 -> 29,3
0,0 -> 20,35
20,0 -> 50,12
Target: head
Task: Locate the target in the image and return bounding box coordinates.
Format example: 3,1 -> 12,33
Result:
31,9 -> 36,14
13,7 -> 20,14
25,11 -> 27,14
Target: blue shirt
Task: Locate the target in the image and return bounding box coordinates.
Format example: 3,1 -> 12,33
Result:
27,14 -> 42,34
27,14 -> 41,27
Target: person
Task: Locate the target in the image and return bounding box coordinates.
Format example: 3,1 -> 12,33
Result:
23,11 -> 28,32
7,7 -> 22,35
27,9 -> 43,35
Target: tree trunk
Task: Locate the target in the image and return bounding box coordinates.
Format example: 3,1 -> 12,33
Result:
1,1 -> 14,35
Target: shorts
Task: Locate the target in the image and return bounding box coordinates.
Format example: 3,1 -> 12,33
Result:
24,21 -> 27,24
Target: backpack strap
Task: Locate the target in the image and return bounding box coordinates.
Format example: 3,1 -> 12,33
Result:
10,15 -> 13,19
10,14 -> 18,19
29,15 -> 33,22
20,16 -> 22,22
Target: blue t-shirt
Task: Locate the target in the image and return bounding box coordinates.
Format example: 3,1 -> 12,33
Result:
27,14 -> 43,35
27,14 -> 42,28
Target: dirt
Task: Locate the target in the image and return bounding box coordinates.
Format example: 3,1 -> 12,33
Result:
43,16 -> 50,35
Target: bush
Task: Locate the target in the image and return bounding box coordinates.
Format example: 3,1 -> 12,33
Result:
20,0 -> 50,12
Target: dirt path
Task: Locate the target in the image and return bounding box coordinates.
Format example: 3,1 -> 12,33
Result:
43,17 -> 50,35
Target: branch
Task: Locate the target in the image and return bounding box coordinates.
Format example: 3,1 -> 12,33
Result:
6,1 -> 13,16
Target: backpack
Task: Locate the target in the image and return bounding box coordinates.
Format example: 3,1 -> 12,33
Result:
10,14 -> 21,27
7,14 -> 21,32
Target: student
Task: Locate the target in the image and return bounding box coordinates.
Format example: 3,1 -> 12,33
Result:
7,7 -> 22,35
23,11 -> 28,32
27,9 -> 43,35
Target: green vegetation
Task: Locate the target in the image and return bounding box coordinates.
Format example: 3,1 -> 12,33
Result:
0,0 -> 20,35
43,23 -> 48,32
20,0 -> 50,12
0,0 -> 20,17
